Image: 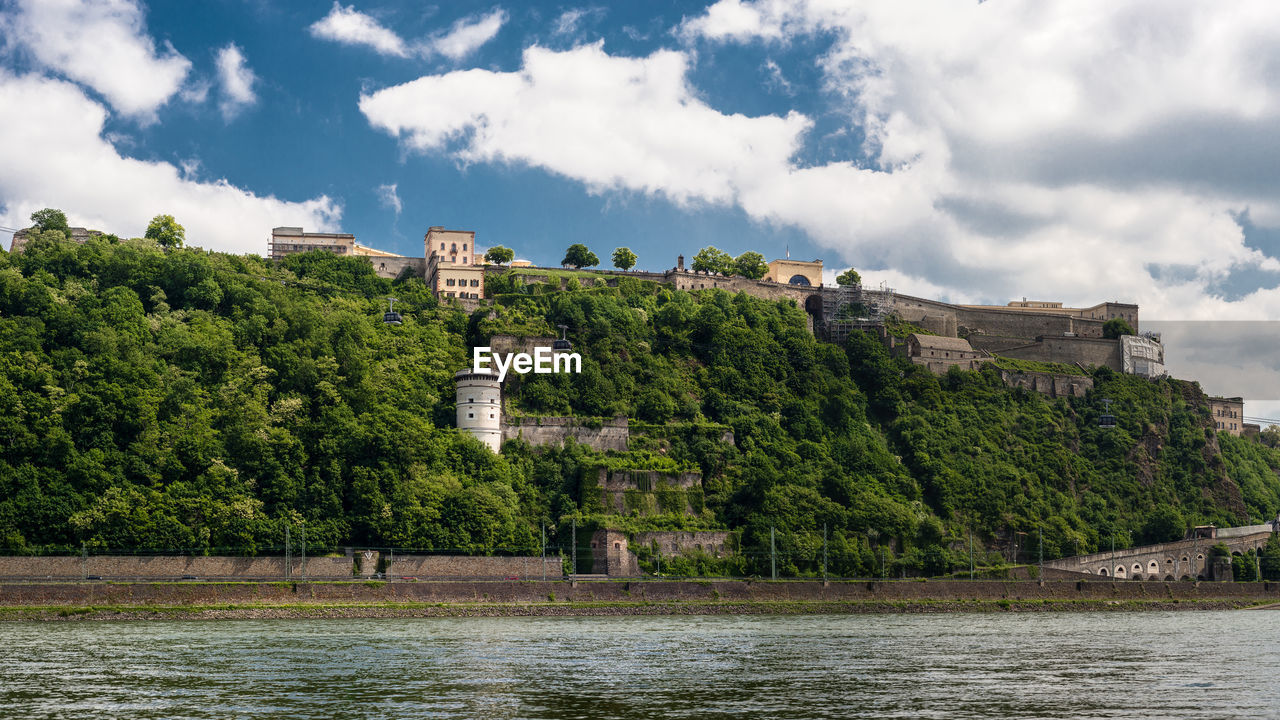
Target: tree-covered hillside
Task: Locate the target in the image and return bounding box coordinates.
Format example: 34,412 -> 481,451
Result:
2,235 -> 1278,575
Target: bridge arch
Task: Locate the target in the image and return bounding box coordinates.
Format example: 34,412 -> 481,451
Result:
1114,565 -> 1126,579
1132,563 -> 1143,576
1098,567 -> 1108,576
1148,560 -> 1160,575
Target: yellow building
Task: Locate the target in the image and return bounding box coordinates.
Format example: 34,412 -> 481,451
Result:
1209,396 -> 1244,436
763,258 -> 823,287
425,227 -> 485,300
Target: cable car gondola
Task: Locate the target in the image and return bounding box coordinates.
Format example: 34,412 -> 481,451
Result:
383,297 -> 403,326
552,323 -> 572,351
1098,398 -> 1116,429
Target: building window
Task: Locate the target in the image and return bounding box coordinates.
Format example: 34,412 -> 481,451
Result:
462,257 -> 467,264
489,414 -> 494,419
440,243 -> 445,250
467,413 -> 474,418
470,279 -> 479,287
468,397 -> 473,403
463,244 -> 467,251
446,278 -> 455,286
614,543 -> 621,549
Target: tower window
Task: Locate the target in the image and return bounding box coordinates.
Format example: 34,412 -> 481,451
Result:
468,397 -> 473,403
467,413 -> 474,418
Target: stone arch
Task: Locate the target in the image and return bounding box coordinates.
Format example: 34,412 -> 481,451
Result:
804,294 -> 824,316
1132,563 -> 1143,575
1098,567 -> 1109,576
1164,575 -> 1175,581
1114,565 -> 1126,578
788,274 -> 812,286
1180,575 -> 1192,581
1149,560 -> 1160,574
1132,574 -> 1144,581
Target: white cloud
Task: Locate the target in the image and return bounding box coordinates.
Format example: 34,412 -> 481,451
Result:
553,8 -> 606,38
675,0 -> 1280,321
0,0 -> 191,120
375,183 -> 402,215
0,71 -> 340,255
308,4 -> 505,61
309,2 -> 409,57
426,9 -> 507,61
360,43 -> 809,204
215,44 -> 257,121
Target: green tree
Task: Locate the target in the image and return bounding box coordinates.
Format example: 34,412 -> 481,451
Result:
145,214 -> 185,249
612,247 -> 637,271
1140,505 -> 1184,544
562,243 -> 599,269
484,246 -> 514,265
30,208 -> 70,238
692,246 -> 733,275
1103,317 -> 1136,338
734,251 -> 768,279
836,267 -> 862,286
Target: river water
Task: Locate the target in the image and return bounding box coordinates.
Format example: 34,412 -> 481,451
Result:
1,611 -> 1276,719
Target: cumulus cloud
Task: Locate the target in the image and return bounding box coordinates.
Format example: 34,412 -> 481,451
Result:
308,4 -> 505,61
0,71 -> 340,255
425,9 -> 507,60
360,43 -> 809,204
0,0 -> 191,120
309,2 -> 409,57
375,183 -> 402,215
671,0 -> 1280,319
215,44 -> 257,121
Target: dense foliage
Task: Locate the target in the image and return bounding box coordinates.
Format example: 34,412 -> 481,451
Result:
1,236 -> 1278,577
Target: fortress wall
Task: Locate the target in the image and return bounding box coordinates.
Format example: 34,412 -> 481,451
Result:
999,370 -> 1094,398
665,271 -> 816,306
633,531 -> 733,557
369,256 -> 425,280
386,555 -> 561,579
5,579 -> 1280,609
0,556 -> 352,580
998,336 -> 1123,371
502,416 -> 629,451
488,334 -> 557,356
595,469 -> 704,515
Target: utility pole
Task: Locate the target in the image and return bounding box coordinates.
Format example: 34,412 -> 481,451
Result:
770,526 -> 777,580
571,518 -> 576,581
285,525 -> 291,581
822,523 -> 828,581
541,522 -> 546,581
300,521 -> 306,581
969,529 -> 974,580
1038,525 -> 1043,579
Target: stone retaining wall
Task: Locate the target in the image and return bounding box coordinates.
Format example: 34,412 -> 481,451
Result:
0,556 -> 352,580
385,555 -> 562,579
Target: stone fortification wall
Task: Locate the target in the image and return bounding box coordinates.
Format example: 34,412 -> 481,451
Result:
633,531 -> 733,557
999,370 -> 1094,398
595,469 -> 703,515
5,579 -> 1280,611
665,270 -> 816,305
893,293 -> 1109,341
487,334 -> 557,356
0,555 -> 352,580
386,555 -> 561,579
369,256 -> 425,280
502,416 -> 629,451
998,336 -> 1123,371
590,529 -> 639,576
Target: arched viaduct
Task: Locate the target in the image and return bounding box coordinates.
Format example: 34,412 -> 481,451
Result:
1045,524 -> 1276,581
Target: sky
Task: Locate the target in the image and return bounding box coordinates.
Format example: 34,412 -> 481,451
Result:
1,0 -> 1279,420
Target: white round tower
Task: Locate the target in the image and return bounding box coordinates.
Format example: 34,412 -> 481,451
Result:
455,368 -> 502,452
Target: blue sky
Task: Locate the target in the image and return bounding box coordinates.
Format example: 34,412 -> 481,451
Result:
4,0 -> 1280,416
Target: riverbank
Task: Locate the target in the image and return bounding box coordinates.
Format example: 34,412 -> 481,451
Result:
1,597 -> 1272,621
2,578 -> 1279,620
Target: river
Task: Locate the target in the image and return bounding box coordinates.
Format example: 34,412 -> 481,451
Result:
1,611 -> 1275,718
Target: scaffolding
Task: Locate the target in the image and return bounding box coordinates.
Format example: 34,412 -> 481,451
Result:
818,282 -> 896,344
